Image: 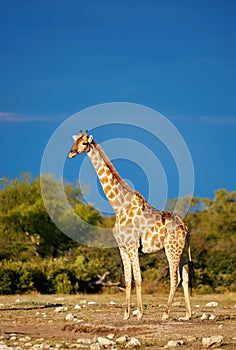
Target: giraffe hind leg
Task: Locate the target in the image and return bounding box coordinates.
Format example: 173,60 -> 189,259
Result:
129,247 -> 143,320
179,262 -> 192,320
162,262 -> 179,320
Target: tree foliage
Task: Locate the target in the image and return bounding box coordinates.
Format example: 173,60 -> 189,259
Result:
0,175 -> 235,294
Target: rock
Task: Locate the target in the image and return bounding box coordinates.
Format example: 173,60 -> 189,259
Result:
132,310 -> 140,316
209,314 -> 216,320
25,343 -> 33,347
65,313 -> 77,321
19,336 -> 31,342
90,344 -> 100,350
98,337 -> 115,347
54,306 -> 68,313
9,336 -> 17,341
202,335 -> 224,348
125,337 -> 141,348
76,319 -> 84,323
107,334 -> 115,340
109,301 -> 116,305
165,340 -> 184,347
74,304 -> 81,310
205,302 -> 219,307
77,338 -> 92,345
201,313 -> 208,320
88,301 -> 97,305
116,335 -> 128,344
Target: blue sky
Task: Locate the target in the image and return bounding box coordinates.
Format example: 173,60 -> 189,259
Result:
0,0 -> 235,205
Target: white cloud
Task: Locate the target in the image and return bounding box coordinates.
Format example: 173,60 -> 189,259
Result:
0,112 -> 65,122
202,116 -> 236,125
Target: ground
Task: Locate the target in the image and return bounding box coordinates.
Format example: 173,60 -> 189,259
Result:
0,292 -> 235,349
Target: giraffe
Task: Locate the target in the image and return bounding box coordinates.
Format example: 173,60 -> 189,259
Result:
68,130 -> 192,321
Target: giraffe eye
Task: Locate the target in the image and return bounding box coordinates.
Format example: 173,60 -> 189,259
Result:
82,142 -> 88,146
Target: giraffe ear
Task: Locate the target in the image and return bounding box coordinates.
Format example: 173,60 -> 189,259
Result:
88,135 -> 93,143
72,135 -> 79,142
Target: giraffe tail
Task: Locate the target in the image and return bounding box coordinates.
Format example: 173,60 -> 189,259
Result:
187,231 -> 195,296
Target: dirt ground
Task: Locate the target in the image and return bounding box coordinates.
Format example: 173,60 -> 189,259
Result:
0,292 -> 235,349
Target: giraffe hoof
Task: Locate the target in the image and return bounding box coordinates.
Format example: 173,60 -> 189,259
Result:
133,310 -> 143,320
123,312 -> 130,320
162,312 -> 169,321
178,315 -> 191,321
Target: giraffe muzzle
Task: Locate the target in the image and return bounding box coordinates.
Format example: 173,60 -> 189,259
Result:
68,151 -> 77,158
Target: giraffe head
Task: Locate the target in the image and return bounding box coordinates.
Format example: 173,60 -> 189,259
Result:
68,130 -> 93,158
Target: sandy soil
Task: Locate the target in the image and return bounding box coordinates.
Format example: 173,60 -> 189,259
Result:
0,292 -> 235,349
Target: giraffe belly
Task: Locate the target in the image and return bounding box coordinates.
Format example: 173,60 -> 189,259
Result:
141,230 -> 164,254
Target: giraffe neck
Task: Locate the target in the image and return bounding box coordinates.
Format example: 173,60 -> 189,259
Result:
87,141 -> 136,213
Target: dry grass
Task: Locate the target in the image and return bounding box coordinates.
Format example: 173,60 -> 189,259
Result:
0,292 -> 235,349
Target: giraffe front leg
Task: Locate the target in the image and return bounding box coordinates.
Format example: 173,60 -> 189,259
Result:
130,247 -> 143,320
119,247 -> 132,320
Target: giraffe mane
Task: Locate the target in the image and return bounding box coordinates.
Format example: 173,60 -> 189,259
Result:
93,141 -> 146,204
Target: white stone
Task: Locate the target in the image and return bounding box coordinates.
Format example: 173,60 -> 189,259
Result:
65,313 -> 77,321
132,310 -> 140,316
107,334 -> 115,339
88,301 -> 96,305
116,335 -> 128,344
98,337 -> 115,347
165,340 -> 184,347
55,306 -> 68,312
74,304 -> 81,309
109,301 -> 116,305
205,301 -> 219,307
77,338 -> 92,345
10,336 -> 17,341
125,337 -> 141,348
201,313 -> 208,320
19,336 -> 31,342
209,314 -> 216,320
202,335 -> 224,348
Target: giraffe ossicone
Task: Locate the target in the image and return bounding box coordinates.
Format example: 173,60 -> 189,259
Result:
69,130 -> 192,321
